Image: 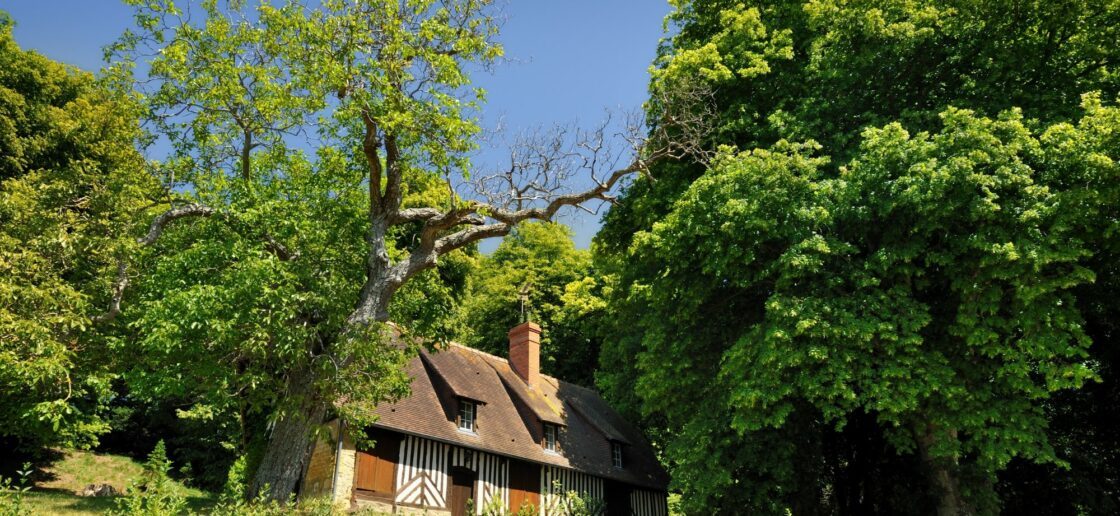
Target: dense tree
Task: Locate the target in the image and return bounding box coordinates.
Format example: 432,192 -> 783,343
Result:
454,222 -> 601,385
598,1 -> 1120,514
106,0 -> 695,501
0,17 -> 158,453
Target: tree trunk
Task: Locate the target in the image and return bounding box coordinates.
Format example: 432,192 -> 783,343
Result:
915,421 -> 972,516
248,263 -> 392,502
249,366 -> 328,502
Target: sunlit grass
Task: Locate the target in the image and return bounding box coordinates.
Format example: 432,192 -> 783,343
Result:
20,449 -> 214,515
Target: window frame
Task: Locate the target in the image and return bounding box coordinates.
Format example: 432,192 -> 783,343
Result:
543,423 -> 558,452
457,398 -> 476,433
610,441 -> 623,468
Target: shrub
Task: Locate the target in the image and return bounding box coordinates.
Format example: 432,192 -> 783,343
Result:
110,440 -> 187,516
0,463 -> 32,516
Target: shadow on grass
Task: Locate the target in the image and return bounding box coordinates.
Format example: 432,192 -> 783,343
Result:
25,488 -> 215,514
0,446 -> 65,484
24,488 -> 118,512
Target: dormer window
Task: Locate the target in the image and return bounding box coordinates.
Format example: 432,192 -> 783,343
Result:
457,399 -> 476,432
611,441 -> 623,468
543,423 -> 559,452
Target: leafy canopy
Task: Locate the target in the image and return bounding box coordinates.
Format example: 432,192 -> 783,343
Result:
0,20 -> 157,450
598,0 -> 1120,512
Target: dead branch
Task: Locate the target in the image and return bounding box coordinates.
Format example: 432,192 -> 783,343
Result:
379,82 -> 716,293
407,80 -> 706,263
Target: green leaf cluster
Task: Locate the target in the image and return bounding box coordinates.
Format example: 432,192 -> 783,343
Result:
0,21 -> 158,450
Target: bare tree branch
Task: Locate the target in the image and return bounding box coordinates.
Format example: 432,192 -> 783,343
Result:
368,82 -> 716,300
138,203 -> 217,245
95,202 -> 298,324
91,259 -> 130,325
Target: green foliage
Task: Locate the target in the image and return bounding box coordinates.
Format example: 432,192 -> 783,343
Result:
455,222 -> 601,384
546,479 -> 606,516
0,17 -> 158,451
471,495 -> 539,516
0,463 -> 32,516
208,477 -> 344,516
222,455 -> 250,503
205,496 -> 341,516
613,106 -> 1117,511
993,92 -> 1120,514
651,0 -> 1120,159
94,391 -> 248,492
111,440 -> 189,516
598,1 -> 1120,512
106,448 -> 340,516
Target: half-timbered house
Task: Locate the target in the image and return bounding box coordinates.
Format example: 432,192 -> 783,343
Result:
299,322 -> 670,515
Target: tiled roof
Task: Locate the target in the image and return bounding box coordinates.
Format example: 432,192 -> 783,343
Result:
490,360 -> 566,426
369,342 -> 669,491
419,347 -> 492,403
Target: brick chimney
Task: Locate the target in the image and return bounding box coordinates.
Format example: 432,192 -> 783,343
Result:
508,321 -> 541,388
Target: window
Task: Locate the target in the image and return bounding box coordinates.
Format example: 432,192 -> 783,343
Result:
458,399 -> 475,432
611,441 -> 623,468
543,423 -> 558,452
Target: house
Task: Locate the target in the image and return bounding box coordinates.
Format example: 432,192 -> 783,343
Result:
300,321 -> 670,515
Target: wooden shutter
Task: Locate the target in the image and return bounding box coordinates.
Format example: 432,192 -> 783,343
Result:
355,451 -> 379,492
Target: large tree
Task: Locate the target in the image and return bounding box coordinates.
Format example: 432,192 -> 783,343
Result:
106,0 -> 698,501
0,15 -> 158,453
597,0 -> 1120,514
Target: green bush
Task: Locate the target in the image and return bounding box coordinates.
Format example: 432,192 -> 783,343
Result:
110,441 -> 187,516
0,463 -> 32,516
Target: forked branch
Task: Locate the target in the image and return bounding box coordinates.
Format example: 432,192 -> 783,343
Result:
387,83 -> 715,290
94,202 -> 297,324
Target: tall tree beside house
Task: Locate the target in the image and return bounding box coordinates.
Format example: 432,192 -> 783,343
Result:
0,16 -> 159,454
597,0 -> 1120,514
107,0 -> 697,501
454,221 -> 602,386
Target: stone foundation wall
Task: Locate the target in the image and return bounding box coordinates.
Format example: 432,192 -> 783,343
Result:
353,498 -> 452,516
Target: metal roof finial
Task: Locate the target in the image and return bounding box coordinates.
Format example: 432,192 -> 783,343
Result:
518,282 -> 533,323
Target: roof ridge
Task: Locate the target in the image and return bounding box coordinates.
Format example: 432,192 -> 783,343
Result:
447,341 -> 505,362
390,323 -> 567,386
448,342 -> 566,385
552,375 -> 601,395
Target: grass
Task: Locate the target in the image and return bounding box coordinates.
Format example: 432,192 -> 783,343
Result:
12,449 -> 214,515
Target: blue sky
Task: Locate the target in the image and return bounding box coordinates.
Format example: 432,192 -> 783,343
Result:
4,1 -> 672,251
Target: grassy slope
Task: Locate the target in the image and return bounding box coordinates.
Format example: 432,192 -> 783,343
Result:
19,449 -> 214,515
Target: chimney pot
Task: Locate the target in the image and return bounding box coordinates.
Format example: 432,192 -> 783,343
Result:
508,321 -> 541,388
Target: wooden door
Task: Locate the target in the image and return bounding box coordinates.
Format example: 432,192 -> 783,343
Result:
449,467 -> 476,516
603,480 -> 632,516
354,431 -> 400,495
508,460 -> 540,513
